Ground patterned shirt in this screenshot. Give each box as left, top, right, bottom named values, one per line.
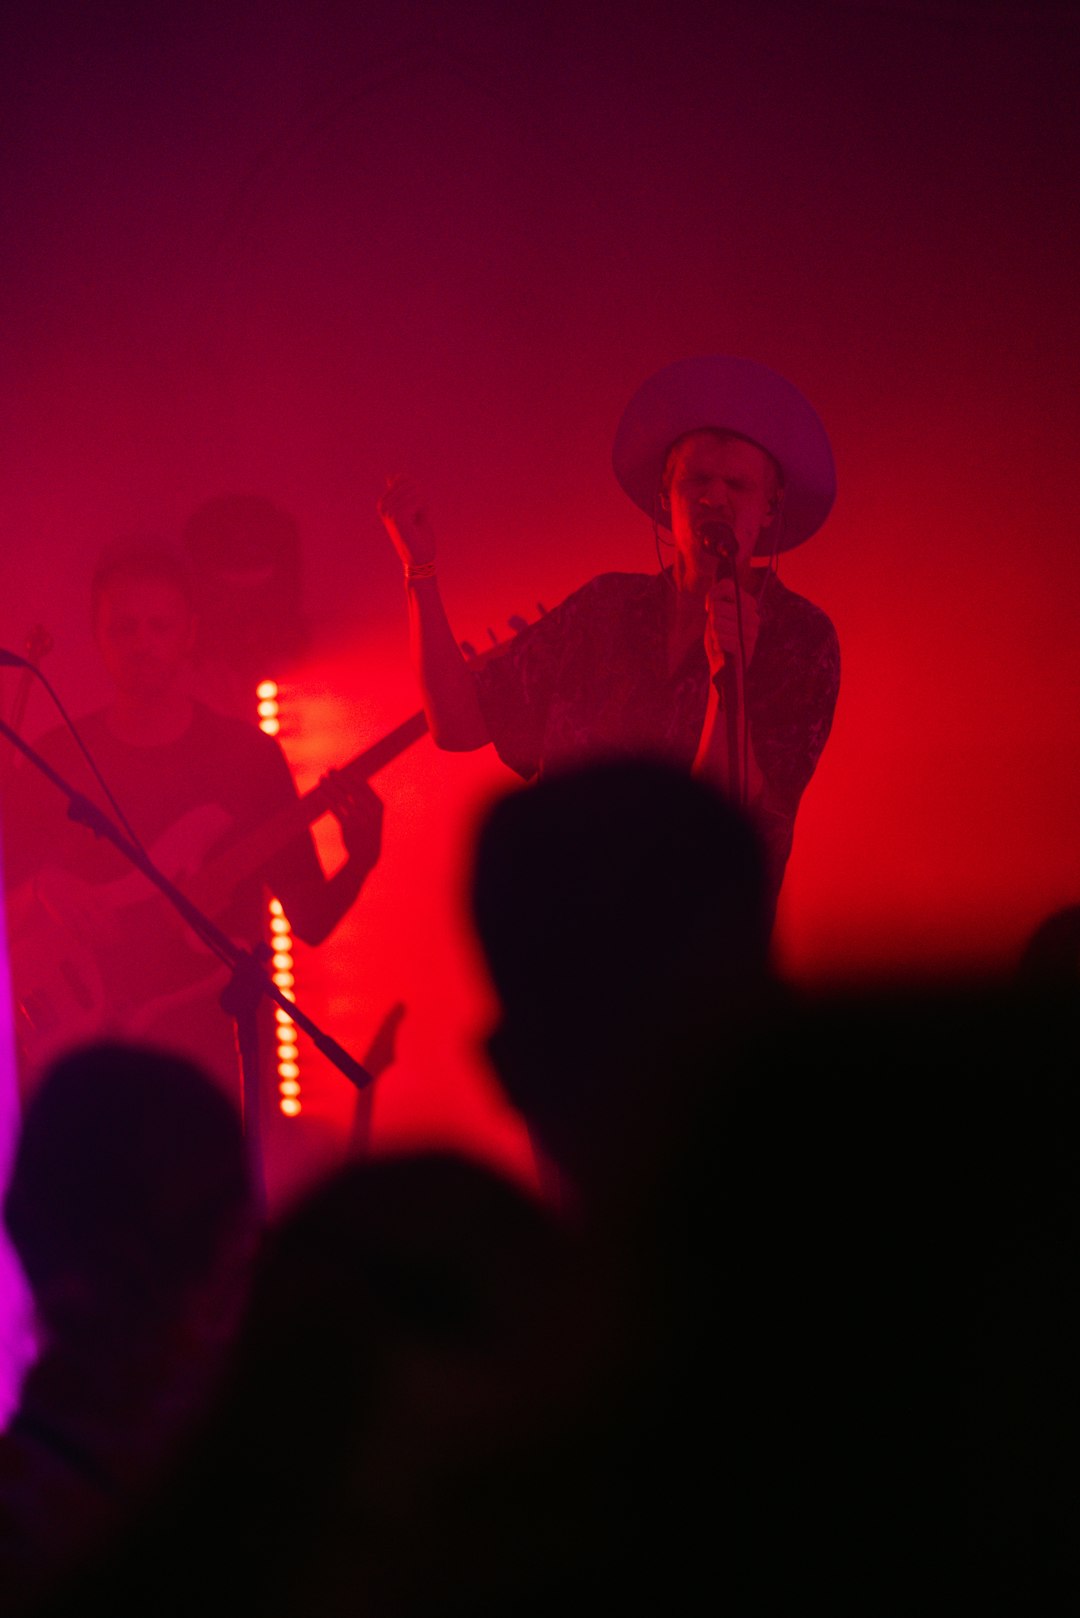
left=474, top=569, right=840, bottom=899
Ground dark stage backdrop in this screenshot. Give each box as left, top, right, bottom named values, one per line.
left=2, top=0, right=1078, bottom=1181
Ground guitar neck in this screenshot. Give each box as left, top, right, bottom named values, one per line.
left=188, top=615, right=533, bottom=913
left=192, top=708, right=430, bottom=906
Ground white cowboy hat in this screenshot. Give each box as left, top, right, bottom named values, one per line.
left=612, top=355, right=836, bottom=554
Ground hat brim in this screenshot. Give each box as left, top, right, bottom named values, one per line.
left=612, top=355, right=836, bottom=555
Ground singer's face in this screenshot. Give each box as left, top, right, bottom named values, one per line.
left=662, top=431, right=779, bottom=592
left=94, top=578, right=196, bottom=698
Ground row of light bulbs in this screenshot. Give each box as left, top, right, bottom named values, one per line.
left=257, top=681, right=301, bottom=1118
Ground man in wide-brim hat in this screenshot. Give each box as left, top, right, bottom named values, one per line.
left=378, top=355, right=839, bottom=912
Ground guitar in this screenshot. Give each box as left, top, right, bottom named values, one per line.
left=8, top=618, right=534, bottom=1073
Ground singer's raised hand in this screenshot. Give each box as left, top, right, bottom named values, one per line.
left=377, top=474, right=436, bottom=568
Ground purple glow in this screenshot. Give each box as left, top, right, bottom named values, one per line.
left=0, top=828, right=36, bottom=1426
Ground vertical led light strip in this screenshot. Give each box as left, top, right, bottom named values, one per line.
left=256, top=679, right=280, bottom=738
left=256, top=680, right=301, bottom=1118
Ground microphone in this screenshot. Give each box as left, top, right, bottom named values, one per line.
left=697, top=521, right=746, bottom=805
left=698, top=519, right=738, bottom=574
left=0, top=648, right=30, bottom=668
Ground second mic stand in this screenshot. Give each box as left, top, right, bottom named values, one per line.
left=1, top=717, right=374, bottom=1214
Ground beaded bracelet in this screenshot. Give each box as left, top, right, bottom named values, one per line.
left=403, top=559, right=437, bottom=581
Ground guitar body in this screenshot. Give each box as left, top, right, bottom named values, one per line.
left=9, top=803, right=237, bottom=1074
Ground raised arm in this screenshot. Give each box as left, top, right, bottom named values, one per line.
left=377, top=475, right=490, bottom=752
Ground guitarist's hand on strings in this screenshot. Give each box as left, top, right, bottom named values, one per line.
left=320, top=772, right=384, bottom=869
left=276, top=775, right=383, bottom=948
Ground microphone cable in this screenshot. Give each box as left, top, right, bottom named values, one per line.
left=648, top=504, right=751, bottom=806
left=731, top=570, right=750, bottom=809
left=652, top=491, right=677, bottom=589
left=700, top=525, right=750, bottom=811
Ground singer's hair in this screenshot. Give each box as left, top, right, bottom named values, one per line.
left=91, top=541, right=196, bottom=619
left=660, top=429, right=784, bottom=506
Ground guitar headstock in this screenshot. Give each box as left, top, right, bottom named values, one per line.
left=459, top=604, right=547, bottom=665
left=1, top=623, right=53, bottom=735
left=24, top=624, right=54, bottom=664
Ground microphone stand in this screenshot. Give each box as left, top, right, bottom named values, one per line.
left=716, top=657, right=742, bottom=808
left=707, top=543, right=744, bottom=808
left=0, top=716, right=374, bottom=1215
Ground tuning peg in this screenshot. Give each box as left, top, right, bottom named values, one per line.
left=459, top=640, right=477, bottom=659
left=486, top=627, right=498, bottom=646
left=536, top=601, right=548, bottom=616
left=507, top=615, right=528, bottom=634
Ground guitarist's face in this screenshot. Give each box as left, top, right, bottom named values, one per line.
left=94, top=578, right=197, bottom=698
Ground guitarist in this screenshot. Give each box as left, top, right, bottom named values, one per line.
left=2, top=543, right=383, bottom=1096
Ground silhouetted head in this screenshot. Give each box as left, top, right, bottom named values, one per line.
left=5, top=1041, right=251, bottom=1336
left=471, top=760, right=770, bottom=1197
left=74, top=1154, right=569, bottom=1617
left=1018, top=904, right=1080, bottom=987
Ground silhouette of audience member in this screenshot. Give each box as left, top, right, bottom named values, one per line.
left=0, top=1041, right=254, bottom=1612
left=644, top=982, right=1080, bottom=1609
left=470, top=758, right=771, bottom=1210
left=467, top=758, right=1080, bottom=1608
left=458, top=760, right=778, bottom=1606
left=42, top=984, right=1080, bottom=1617
left=1018, top=902, right=1080, bottom=985
left=31, top=1152, right=624, bottom=1618
left=27, top=770, right=1079, bottom=1613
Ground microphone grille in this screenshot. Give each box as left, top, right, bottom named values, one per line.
left=699, top=519, right=737, bottom=559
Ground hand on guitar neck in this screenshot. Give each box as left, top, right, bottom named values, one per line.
left=281, top=773, right=384, bottom=948
left=319, top=770, right=384, bottom=862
